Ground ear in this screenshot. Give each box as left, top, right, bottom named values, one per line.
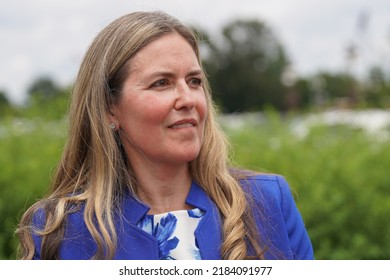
left=107, top=108, right=120, bottom=130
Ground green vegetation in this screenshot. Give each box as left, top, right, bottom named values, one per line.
left=0, top=118, right=66, bottom=259
left=1, top=111, right=389, bottom=259
left=224, top=112, right=390, bottom=259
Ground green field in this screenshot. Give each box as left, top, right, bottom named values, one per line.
left=1, top=111, right=389, bottom=259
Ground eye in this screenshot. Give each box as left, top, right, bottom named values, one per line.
left=188, top=77, right=202, bottom=87
left=150, top=79, right=169, bottom=88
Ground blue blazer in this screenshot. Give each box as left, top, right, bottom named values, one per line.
left=32, top=174, right=314, bottom=259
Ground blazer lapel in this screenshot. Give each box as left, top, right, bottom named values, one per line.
left=186, top=181, right=222, bottom=260
left=118, top=193, right=160, bottom=259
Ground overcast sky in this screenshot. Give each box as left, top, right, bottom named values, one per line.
left=1, top=0, right=389, bottom=105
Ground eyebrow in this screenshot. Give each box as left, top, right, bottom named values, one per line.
left=147, top=69, right=203, bottom=80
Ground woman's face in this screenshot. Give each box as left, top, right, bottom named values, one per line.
left=110, top=32, right=207, bottom=168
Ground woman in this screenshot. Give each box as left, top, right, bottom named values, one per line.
left=17, top=11, right=314, bottom=260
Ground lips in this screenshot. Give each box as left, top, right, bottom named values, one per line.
left=168, top=119, right=197, bottom=129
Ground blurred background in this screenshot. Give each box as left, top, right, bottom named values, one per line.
left=1, top=0, right=389, bottom=259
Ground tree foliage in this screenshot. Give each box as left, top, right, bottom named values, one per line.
left=200, top=19, right=290, bottom=113
left=28, top=77, right=61, bottom=101
left=363, top=66, right=390, bottom=108
left=0, top=91, right=9, bottom=106
left=23, top=77, right=70, bottom=120
left=0, top=91, right=14, bottom=118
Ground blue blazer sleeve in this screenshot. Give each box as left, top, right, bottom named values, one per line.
left=277, top=175, right=314, bottom=259
left=243, top=174, right=314, bottom=259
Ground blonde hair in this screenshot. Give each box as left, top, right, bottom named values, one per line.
left=17, top=11, right=264, bottom=260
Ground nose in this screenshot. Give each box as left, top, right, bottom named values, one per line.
left=174, top=81, right=196, bottom=110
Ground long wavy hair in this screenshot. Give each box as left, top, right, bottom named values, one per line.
left=16, top=11, right=265, bottom=260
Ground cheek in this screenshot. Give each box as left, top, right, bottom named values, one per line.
left=120, top=95, right=171, bottom=126
left=140, top=98, right=173, bottom=124
left=198, top=94, right=208, bottom=122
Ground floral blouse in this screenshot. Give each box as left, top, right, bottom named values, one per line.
left=137, top=208, right=204, bottom=260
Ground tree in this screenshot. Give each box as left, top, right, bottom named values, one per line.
left=0, top=90, right=9, bottom=106
left=363, top=66, right=390, bottom=108
left=315, top=72, right=359, bottom=108
left=25, top=77, right=70, bottom=119
left=27, top=77, right=62, bottom=103
left=200, top=19, right=290, bottom=113
left=0, top=90, right=12, bottom=117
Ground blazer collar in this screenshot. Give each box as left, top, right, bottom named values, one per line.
left=121, top=180, right=222, bottom=259
left=122, top=180, right=213, bottom=224
left=186, top=180, right=214, bottom=211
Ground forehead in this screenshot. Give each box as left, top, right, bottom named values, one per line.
left=138, top=32, right=195, bottom=57
left=128, top=32, right=200, bottom=71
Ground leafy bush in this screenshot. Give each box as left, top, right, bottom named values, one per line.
left=0, top=119, right=65, bottom=259
left=225, top=112, right=390, bottom=259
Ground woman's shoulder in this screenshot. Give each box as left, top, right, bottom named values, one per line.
left=30, top=199, right=87, bottom=232
left=239, top=173, right=293, bottom=203
left=240, top=173, right=314, bottom=259
left=29, top=199, right=94, bottom=259
left=243, top=173, right=287, bottom=185
left=238, top=172, right=303, bottom=217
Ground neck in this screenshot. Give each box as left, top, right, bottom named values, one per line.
left=131, top=159, right=193, bottom=214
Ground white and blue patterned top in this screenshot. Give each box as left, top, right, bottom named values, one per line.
left=137, top=208, right=204, bottom=260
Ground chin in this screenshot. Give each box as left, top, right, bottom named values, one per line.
left=175, top=149, right=201, bottom=163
